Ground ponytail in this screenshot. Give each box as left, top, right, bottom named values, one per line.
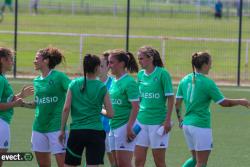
left=191, top=51, right=211, bottom=83
left=126, top=52, right=139, bottom=73
left=81, top=54, right=101, bottom=93
left=110, top=49, right=139, bottom=73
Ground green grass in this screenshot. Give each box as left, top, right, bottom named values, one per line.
left=3, top=79, right=250, bottom=167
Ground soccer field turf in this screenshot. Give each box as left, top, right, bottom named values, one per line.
left=2, top=79, right=250, bottom=167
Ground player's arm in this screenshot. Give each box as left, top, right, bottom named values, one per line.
left=127, top=100, right=139, bottom=142
left=21, top=101, right=36, bottom=109
left=59, top=89, right=71, bottom=145
left=219, top=98, right=250, bottom=108
left=163, top=95, right=174, bottom=133
left=175, top=98, right=183, bottom=128
left=102, top=92, right=113, bottom=118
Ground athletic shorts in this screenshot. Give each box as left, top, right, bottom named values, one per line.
left=105, top=132, right=112, bottom=153
left=109, top=123, right=138, bottom=152
left=31, top=130, right=68, bottom=154
left=0, top=118, right=10, bottom=149
left=65, top=129, right=106, bottom=166
left=136, top=123, right=170, bottom=149
left=183, top=125, right=213, bottom=151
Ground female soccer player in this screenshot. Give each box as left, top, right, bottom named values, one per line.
left=59, top=54, right=113, bottom=167
left=0, top=47, right=33, bottom=167
left=134, top=46, right=174, bottom=167
left=108, top=49, right=139, bottom=167
left=22, top=47, right=71, bottom=167
left=175, top=51, right=250, bottom=167
left=99, top=51, right=116, bottom=167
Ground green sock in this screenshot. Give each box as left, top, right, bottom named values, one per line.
left=182, top=157, right=196, bottom=167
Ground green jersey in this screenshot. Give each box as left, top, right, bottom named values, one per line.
left=176, top=73, right=224, bottom=128
left=69, top=77, right=107, bottom=130
left=0, top=75, right=14, bottom=124
left=137, top=67, right=174, bottom=125
left=33, top=70, right=70, bottom=133
left=109, top=74, right=139, bottom=129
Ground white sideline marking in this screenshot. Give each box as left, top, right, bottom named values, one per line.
left=10, top=80, right=250, bottom=92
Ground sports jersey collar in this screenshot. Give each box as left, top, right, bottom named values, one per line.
left=40, top=70, right=53, bottom=80
left=114, top=73, right=128, bottom=82
left=144, top=66, right=157, bottom=76
left=104, top=76, right=112, bottom=84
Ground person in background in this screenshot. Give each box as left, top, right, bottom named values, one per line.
left=30, top=0, right=39, bottom=15
left=108, top=49, right=139, bottom=167
left=99, top=50, right=116, bottom=167
left=59, top=54, right=113, bottom=167
left=175, top=51, right=250, bottom=167
left=1, top=0, right=13, bottom=13
left=134, top=46, right=174, bottom=167
left=214, top=0, right=223, bottom=18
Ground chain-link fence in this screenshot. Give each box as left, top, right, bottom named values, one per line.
left=0, top=0, right=249, bottom=85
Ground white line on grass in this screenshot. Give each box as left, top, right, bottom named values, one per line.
left=10, top=80, right=250, bottom=92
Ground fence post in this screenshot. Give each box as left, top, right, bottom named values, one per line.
left=245, top=41, right=249, bottom=66
left=80, top=35, right=84, bottom=69
left=161, top=38, right=166, bottom=65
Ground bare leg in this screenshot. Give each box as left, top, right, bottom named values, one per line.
left=35, top=152, right=51, bottom=167
left=134, top=145, right=148, bottom=167
left=152, top=148, right=166, bottom=167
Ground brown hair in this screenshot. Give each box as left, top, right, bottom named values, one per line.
left=81, top=54, right=101, bottom=93
left=138, top=46, right=164, bottom=67
left=110, top=49, right=138, bottom=73
left=191, top=51, right=211, bottom=83
left=0, top=47, right=13, bottom=74
left=37, top=47, right=65, bottom=69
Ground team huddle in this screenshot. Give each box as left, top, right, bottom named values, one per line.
left=0, top=46, right=249, bottom=167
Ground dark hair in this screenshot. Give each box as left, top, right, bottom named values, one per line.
left=37, top=47, right=64, bottom=69
left=191, top=51, right=211, bottom=83
left=81, top=54, right=101, bottom=92
left=102, top=50, right=111, bottom=66
left=110, top=49, right=138, bottom=73
left=137, top=46, right=164, bottom=67
left=0, top=47, right=13, bottom=74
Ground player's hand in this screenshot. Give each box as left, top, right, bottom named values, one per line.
left=12, top=97, right=24, bottom=107
left=127, top=124, right=135, bottom=143
left=20, top=85, right=34, bottom=98
left=178, top=117, right=183, bottom=129
left=240, top=99, right=250, bottom=108
left=58, top=131, right=66, bottom=146
left=163, top=120, right=172, bottom=134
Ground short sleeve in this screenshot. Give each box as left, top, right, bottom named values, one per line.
left=207, top=80, right=224, bottom=104
left=161, top=69, right=174, bottom=96
left=60, top=73, right=71, bottom=91
left=126, top=79, right=139, bottom=102
left=176, top=80, right=183, bottom=99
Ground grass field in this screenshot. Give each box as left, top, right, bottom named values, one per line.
left=2, top=79, right=250, bottom=167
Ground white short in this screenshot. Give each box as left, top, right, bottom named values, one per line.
left=0, top=118, right=10, bottom=149
left=136, top=123, right=170, bottom=149
left=105, top=132, right=111, bottom=153
left=31, top=130, right=68, bottom=154
left=182, top=125, right=213, bottom=151
left=109, top=123, right=137, bottom=152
